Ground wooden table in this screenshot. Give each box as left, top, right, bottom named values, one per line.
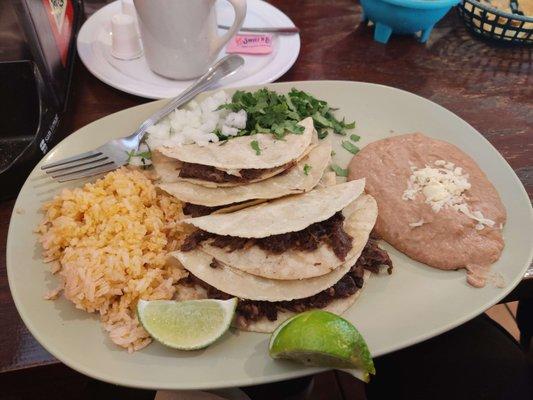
left=1, top=0, right=531, bottom=397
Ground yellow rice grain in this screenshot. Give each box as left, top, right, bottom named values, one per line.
left=36, top=167, right=189, bottom=352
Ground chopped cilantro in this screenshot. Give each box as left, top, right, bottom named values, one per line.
left=331, top=163, right=348, bottom=177
left=342, top=140, right=360, bottom=155
left=251, top=140, right=261, bottom=155
left=317, top=130, right=329, bottom=140
left=350, top=134, right=361, bottom=142
left=312, top=111, right=332, bottom=129
left=136, top=151, right=151, bottom=159
left=303, top=164, right=312, bottom=175
left=331, top=150, right=336, bottom=157
left=126, top=150, right=151, bottom=162
left=217, top=88, right=355, bottom=140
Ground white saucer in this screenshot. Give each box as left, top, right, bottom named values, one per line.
left=77, top=0, right=301, bottom=99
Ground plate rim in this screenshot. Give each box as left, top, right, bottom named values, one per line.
left=7, top=80, right=533, bottom=390
left=77, top=0, right=301, bottom=99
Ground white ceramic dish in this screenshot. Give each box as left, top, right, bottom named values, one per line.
left=7, top=81, right=533, bottom=390
left=77, top=0, right=300, bottom=99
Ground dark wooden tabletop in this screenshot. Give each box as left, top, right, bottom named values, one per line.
left=0, top=0, right=531, bottom=390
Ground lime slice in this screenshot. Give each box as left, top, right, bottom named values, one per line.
left=269, top=310, right=375, bottom=382
left=137, top=298, right=237, bottom=350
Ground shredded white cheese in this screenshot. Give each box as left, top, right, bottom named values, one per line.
left=403, top=160, right=495, bottom=230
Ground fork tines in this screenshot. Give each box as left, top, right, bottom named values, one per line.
left=41, top=150, right=119, bottom=182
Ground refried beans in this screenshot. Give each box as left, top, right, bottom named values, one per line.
left=348, top=133, right=506, bottom=288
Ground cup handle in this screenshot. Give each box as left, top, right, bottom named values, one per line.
left=212, top=0, right=247, bottom=56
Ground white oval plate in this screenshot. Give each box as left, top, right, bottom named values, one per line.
left=7, top=82, right=533, bottom=390
left=77, top=0, right=300, bottom=99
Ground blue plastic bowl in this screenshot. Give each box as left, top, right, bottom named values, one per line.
left=360, top=0, right=460, bottom=43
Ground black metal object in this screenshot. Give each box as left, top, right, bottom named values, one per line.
left=457, top=0, right=533, bottom=45
left=0, top=0, right=83, bottom=200
left=0, top=60, right=59, bottom=200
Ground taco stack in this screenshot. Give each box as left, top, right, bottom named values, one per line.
left=171, top=180, right=393, bottom=332
left=152, top=117, right=332, bottom=216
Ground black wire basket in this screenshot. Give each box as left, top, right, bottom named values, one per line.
left=457, top=0, right=533, bottom=44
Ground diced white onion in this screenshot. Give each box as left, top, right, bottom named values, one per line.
left=145, top=90, right=247, bottom=149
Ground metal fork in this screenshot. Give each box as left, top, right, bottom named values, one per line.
left=41, top=54, right=245, bottom=182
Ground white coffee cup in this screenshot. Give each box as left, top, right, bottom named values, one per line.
left=133, top=0, right=246, bottom=80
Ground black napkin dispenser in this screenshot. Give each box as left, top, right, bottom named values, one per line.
left=1, top=0, right=82, bottom=200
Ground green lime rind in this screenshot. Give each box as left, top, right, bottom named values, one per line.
left=269, top=310, right=375, bottom=382
left=137, top=298, right=237, bottom=350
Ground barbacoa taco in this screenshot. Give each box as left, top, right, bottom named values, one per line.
left=171, top=181, right=393, bottom=332
left=153, top=117, right=316, bottom=188
left=157, top=140, right=331, bottom=217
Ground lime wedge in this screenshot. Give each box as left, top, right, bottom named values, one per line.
left=269, top=310, right=375, bottom=382
left=137, top=298, right=237, bottom=350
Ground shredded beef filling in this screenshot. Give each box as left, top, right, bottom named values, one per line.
left=183, top=203, right=226, bottom=217
left=255, top=212, right=353, bottom=259
left=183, top=200, right=258, bottom=217
left=358, top=238, right=394, bottom=275
left=181, top=212, right=353, bottom=261
left=180, top=230, right=212, bottom=252
left=179, top=161, right=295, bottom=184
left=180, top=239, right=393, bottom=323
